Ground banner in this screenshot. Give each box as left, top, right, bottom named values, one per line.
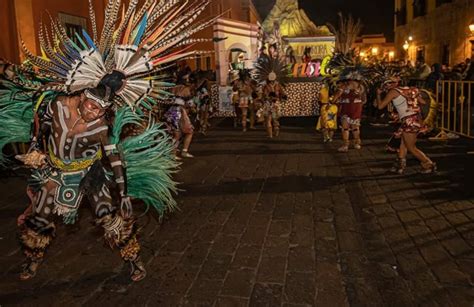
left=218, top=86, right=234, bottom=113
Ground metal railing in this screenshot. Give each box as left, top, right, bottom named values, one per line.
left=435, top=80, right=474, bottom=139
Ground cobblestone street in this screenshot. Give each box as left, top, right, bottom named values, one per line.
left=1, top=118, right=473, bottom=306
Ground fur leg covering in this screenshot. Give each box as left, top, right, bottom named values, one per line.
left=19, top=220, right=55, bottom=261
left=97, top=214, right=140, bottom=261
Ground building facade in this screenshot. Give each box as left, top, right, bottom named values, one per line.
left=188, top=0, right=261, bottom=78
left=213, top=18, right=260, bottom=85
left=353, top=34, right=396, bottom=62
left=0, top=0, right=107, bottom=63
left=0, top=0, right=261, bottom=77
left=394, top=0, right=474, bottom=66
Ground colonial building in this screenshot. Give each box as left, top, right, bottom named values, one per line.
left=0, top=0, right=108, bottom=63
left=394, top=0, right=474, bottom=65
left=0, top=0, right=261, bottom=83
left=191, top=0, right=261, bottom=79
left=353, top=34, right=396, bottom=62
left=210, top=0, right=261, bottom=85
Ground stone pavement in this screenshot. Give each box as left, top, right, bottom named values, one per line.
left=0, top=117, right=473, bottom=306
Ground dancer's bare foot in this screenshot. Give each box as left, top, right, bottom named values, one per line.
left=20, top=260, right=41, bottom=281
left=130, top=257, right=146, bottom=282
left=420, top=161, right=437, bottom=174
left=337, top=145, right=349, bottom=152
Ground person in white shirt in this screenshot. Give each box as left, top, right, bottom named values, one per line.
left=376, top=75, right=436, bottom=174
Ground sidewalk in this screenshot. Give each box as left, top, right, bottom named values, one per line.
left=0, top=118, right=473, bottom=306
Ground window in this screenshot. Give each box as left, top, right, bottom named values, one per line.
left=413, top=0, right=427, bottom=18
left=436, top=0, right=453, bottom=7
left=65, top=23, right=84, bottom=46
left=195, top=55, right=202, bottom=70
left=58, top=13, right=87, bottom=47
left=205, top=56, right=211, bottom=70
left=396, top=5, right=407, bottom=26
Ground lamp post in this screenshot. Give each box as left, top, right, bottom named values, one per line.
left=403, top=40, right=409, bottom=61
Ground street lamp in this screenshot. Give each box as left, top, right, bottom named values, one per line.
left=371, top=47, right=379, bottom=55
left=403, top=41, right=409, bottom=50
left=388, top=51, right=395, bottom=61
left=469, top=22, right=474, bottom=34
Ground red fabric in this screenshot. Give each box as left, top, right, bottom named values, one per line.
left=340, top=103, right=363, bottom=120
left=395, top=113, right=427, bottom=137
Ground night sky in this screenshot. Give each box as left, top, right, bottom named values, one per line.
left=253, top=0, right=394, bottom=42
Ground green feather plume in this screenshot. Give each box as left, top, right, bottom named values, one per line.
left=0, top=81, right=35, bottom=166
left=110, top=106, right=142, bottom=145
left=120, top=121, right=180, bottom=216
left=111, top=106, right=179, bottom=216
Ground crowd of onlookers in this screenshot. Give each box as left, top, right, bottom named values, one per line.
left=394, top=57, right=474, bottom=92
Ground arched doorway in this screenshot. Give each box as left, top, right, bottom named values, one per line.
left=225, top=43, right=249, bottom=83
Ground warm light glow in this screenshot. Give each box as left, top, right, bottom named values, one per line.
left=389, top=51, right=395, bottom=59
left=403, top=41, right=409, bottom=50
left=470, top=23, right=474, bottom=34
left=408, top=36, right=413, bottom=41
left=360, top=51, right=366, bottom=57
left=371, top=47, right=379, bottom=55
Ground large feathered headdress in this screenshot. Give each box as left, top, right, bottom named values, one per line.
left=22, top=0, right=217, bottom=109
left=324, top=52, right=370, bottom=85
left=369, top=63, right=403, bottom=86
left=254, top=58, right=288, bottom=85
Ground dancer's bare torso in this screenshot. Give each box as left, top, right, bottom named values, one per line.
left=47, top=96, right=108, bottom=161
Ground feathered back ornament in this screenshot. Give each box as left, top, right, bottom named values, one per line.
left=22, top=0, right=217, bottom=109
left=370, top=63, right=403, bottom=86
left=254, top=58, right=289, bottom=86
left=324, top=52, right=370, bottom=86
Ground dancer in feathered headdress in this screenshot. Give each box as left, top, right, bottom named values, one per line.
left=1, top=0, right=216, bottom=282
left=231, top=69, right=253, bottom=132
left=254, top=58, right=288, bottom=138
left=375, top=65, right=437, bottom=175
left=325, top=52, right=369, bottom=152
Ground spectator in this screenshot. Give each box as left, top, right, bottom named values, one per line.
left=450, top=67, right=463, bottom=80
left=176, top=61, right=192, bottom=84
left=414, top=58, right=431, bottom=80
left=425, top=63, right=443, bottom=92
left=399, top=60, right=415, bottom=79
left=462, top=58, right=471, bottom=78
left=464, top=58, right=474, bottom=81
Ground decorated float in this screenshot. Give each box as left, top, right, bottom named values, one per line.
left=213, top=0, right=335, bottom=117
